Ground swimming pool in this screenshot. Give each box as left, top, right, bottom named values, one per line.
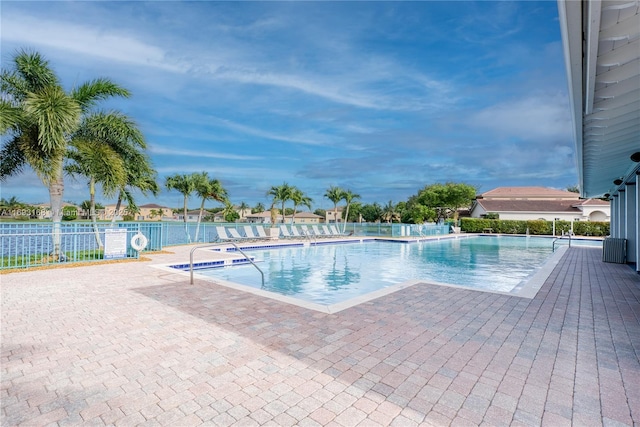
left=183, top=235, right=563, bottom=306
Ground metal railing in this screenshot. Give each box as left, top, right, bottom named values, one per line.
left=1, top=220, right=451, bottom=270
left=552, top=233, right=572, bottom=252
left=0, top=222, right=156, bottom=269
left=189, top=242, right=264, bottom=286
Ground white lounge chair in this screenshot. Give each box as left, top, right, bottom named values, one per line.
left=322, top=225, right=336, bottom=237
left=329, top=225, right=351, bottom=236
left=215, top=226, right=234, bottom=241
left=290, top=226, right=305, bottom=238
left=279, top=225, right=294, bottom=239
left=300, top=225, right=315, bottom=237
left=243, top=225, right=265, bottom=241
left=312, top=225, right=330, bottom=238
left=255, top=225, right=269, bottom=238
left=227, top=228, right=251, bottom=241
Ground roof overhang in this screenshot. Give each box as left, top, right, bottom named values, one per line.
left=557, top=0, right=640, bottom=198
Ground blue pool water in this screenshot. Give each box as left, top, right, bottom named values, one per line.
left=191, top=236, right=562, bottom=305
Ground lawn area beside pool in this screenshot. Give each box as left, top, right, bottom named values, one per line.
left=1, top=244, right=639, bottom=426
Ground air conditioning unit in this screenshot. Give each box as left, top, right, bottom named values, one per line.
left=602, top=238, right=626, bottom=264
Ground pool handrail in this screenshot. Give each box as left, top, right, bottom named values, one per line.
left=552, top=233, right=572, bottom=252
left=189, top=242, right=264, bottom=286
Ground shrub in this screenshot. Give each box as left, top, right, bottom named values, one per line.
left=62, top=207, right=77, bottom=221
left=460, top=218, right=609, bottom=236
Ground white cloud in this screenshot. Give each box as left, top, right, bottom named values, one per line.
left=468, top=93, right=572, bottom=141
left=209, top=117, right=338, bottom=147
left=149, top=145, right=262, bottom=161
left=3, top=13, right=187, bottom=73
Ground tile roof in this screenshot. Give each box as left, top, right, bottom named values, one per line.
left=476, top=199, right=583, bottom=213
left=478, top=186, right=580, bottom=199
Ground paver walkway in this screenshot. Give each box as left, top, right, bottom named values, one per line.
left=1, top=246, right=639, bottom=426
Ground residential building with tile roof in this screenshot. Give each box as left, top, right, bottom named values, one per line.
left=470, top=187, right=610, bottom=221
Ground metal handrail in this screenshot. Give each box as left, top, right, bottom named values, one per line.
left=190, top=242, right=264, bottom=286
left=552, top=233, right=572, bottom=252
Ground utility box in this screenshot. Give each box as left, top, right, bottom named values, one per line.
left=602, top=238, right=627, bottom=264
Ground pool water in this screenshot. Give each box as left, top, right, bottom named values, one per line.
left=193, top=236, right=556, bottom=305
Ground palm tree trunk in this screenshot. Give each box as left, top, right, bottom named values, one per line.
left=194, top=197, right=205, bottom=242
left=343, top=205, right=350, bottom=233
left=89, top=178, right=103, bottom=249
left=281, top=202, right=286, bottom=223
left=48, top=168, right=65, bottom=260
left=183, top=196, right=191, bottom=243
left=111, top=191, right=123, bottom=225
left=291, top=204, right=298, bottom=225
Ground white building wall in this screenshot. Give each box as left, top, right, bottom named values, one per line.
left=493, top=212, right=585, bottom=221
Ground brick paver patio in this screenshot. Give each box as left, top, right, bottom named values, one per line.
left=1, top=246, right=639, bottom=426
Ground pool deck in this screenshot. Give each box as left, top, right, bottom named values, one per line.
left=1, top=244, right=639, bottom=426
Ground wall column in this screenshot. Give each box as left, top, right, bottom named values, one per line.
left=624, top=183, right=637, bottom=266
left=635, top=173, right=640, bottom=272
left=611, top=195, right=619, bottom=237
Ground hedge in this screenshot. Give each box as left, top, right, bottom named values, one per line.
left=460, top=218, right=609, bottom=236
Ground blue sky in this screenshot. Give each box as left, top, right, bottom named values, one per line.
left=1, top=1, right=575, bottom=211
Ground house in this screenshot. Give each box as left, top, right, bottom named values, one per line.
left=469, top=187, right=610, bottom=222
left=325, top=206, right=344, bottom=223
left=245, top=211, right=283, bottom=224
left=285, top=211, right=323, bottom=224
left=99, top=203, right=172, bottom=221
left=174, top=210, right=204, bottom=222
left=32, top=202, right=78, bottom=220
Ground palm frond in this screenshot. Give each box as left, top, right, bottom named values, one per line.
left=0, top=137, right=26, bottom=181
left=13, top=49, right=60, bottom=93
left=68, top=139, right=127, bottom=197
left=23, top=85, right=81, bottom=154
left=0, top=100, right=24, bottom=134
left=70, top=78, right=130, bottom=111
left=76, top=111, right=145, bottom=149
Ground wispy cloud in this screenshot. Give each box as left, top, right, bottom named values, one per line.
left=2, top=13, right=187, bottom=73
left=149, top=145, right=262, bottom=161
left=467, top=93, right=572, bottom=142
left=209, top=117, right=339, bottom=147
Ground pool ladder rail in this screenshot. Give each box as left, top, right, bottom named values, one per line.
left=552, top=233, right=572, bottom=252
left=189, top=242, right=264, bottom=286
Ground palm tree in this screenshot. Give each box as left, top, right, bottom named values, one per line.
left=165, top=173, right=198, bottom=242
left=290, top=187, right=313, bottom=224
left=1, top=50, right=131, bottom=257
left=221, top=200, right=239, bottom=222
left=193, top=172, right=228, bottom=242
left=324, top=185, right=344, bottom=224
left=95, top=113, right=159, bottom=225
left=65, top=139, right=126, bottom=247
left=149, top=208, right=164, bottom=220
left=237, top=201, right=250, bottom=220
left=67, top=111, right=148, bottom=246
left=110, top=151, right=158, bottom=225
left=382, top=200, right=397, bottom=223
left=252, top=202, right=265, bottom=214
left=341, top=189, right=360, bottom=232
left=267, top=183, right=293, bottom=224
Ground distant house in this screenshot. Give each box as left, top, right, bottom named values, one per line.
left=99, top=203, right=171, bottom=221
left=245, top=211, right=283, bottom=224
left=174, top=210, right=203, bottom=222
left=470, top=187, right=610, bottom=222
left=285, top=211, right=323, bottom=224
left=32, top=202, right=78, bottom=220
left=325, top=206, right=344, bottom=224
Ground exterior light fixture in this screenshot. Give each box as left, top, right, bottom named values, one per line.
left=631, top=152, right=640, bottom=162
left=613, top=178, right=623, bottom=186
left=604, top=193, right=610, bottom=199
